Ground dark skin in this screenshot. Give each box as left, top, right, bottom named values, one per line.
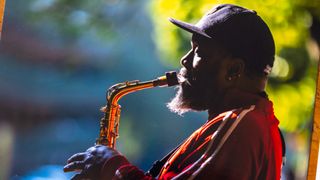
left=179, top=34, right=267, bottom=117
left=64, top=34, right=269, bottom=179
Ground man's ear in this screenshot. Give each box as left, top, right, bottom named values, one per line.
left=226, top=58, right=245, bottom=77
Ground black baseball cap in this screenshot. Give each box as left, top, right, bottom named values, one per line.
left=169, top=4, right=275, bottom=75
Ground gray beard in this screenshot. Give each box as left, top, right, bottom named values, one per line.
left=167, top=83, right=210, bottom=116
left=167, top=86, right=191, bottom=116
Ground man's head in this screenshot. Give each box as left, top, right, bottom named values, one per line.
left=167, top=4, right=275, bottom=115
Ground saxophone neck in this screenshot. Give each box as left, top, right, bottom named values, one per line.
left=107, top=71, right=179, bottom=104
left=98, top=71, right=179, bottom=148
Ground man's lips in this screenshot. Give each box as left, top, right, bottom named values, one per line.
left=178, top=68, right=193, bottom=86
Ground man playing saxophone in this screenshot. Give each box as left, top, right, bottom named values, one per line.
left=64, top=4, right=284, bottom=180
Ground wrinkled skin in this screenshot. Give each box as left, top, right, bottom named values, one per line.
left=167, top=34, right=230, bottom=115
left=63, top=145, right=126, bottom=180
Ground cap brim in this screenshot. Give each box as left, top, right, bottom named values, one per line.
left=168, top=18, right=212, bottom=39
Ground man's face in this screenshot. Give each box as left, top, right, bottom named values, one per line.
left=168, top=35, right=230, bottom=115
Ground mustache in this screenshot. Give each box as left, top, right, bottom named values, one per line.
left=178, top=68, right=193, bottom=86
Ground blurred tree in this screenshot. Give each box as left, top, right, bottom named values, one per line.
left=148, top=1, right=320, bottom=179
left=148, top=0, right=320, bottom=132
left=3, top=0, right=202, bottom=177
left=3, top=0, right=320, bottom=179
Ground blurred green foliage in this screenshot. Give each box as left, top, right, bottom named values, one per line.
left=23, top=0, right=141, bottom=46
left=5, top=0, right=320, bottom=179
left=149, top=0, right=320, bottom=132
left=21, top=0, right=320, bottom=132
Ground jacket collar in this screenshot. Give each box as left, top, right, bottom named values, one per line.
left=208, top=89, right=277, bottom=125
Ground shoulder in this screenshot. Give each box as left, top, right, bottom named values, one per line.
left=231, top=104, right=276, bottom=146
left=239, top=100, right=278, bottom=132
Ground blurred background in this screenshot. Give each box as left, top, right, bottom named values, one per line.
left=0, top=0, right=319, bottom=179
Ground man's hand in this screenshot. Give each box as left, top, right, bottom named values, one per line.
left=63, top=145, right=129, bottom=180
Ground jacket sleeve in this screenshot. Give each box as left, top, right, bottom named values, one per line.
left=112, top=164, right=155, bottom=180
left=98, top=154, right=155, bottom=180
left=110, top=114, right=264, bottom=180
left=190, top=112, right=272, bottom=180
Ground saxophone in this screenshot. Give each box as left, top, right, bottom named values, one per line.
left=96, top=71, right=179, bottom=148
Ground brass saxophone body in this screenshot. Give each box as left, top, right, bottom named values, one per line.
left=96, top=71, right=179, bottom=148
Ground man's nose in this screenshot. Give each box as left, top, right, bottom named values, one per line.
left=180, top=50, right=193, bottom=68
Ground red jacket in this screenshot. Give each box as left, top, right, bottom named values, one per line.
left=110, top=91, right=283, bottom=180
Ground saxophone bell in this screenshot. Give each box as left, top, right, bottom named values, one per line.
left=97, top=71, right=179, bottom=148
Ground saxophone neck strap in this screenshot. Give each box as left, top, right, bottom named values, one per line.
left=146, top=143, right=181, bottom=177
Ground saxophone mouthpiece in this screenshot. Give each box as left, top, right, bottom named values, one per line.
left=98, top=71, right=179, bottom=148
left=165, top=71, right=179, bottom=87
left=154, top=71, right=179, bottom=87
